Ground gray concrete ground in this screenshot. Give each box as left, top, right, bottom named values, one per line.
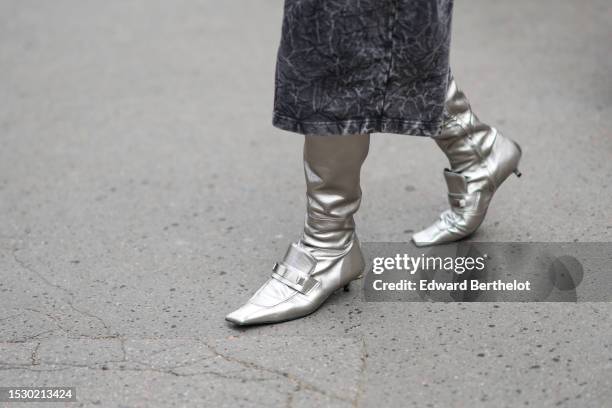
left=1, top=0, right=611, bottom=407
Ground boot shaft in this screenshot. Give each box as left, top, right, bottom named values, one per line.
left=435, top=78, right=497, bottom=173
left=301, top=133, right=370, bottom=250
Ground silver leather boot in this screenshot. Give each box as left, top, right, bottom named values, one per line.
left=412, top=77, right=522, bottom=247
left=226, top=133, right=370, bottom=325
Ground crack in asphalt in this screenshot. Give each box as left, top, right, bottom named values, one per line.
left=12, top=247, right=74, bottom=298
left=202, top=338, right=356, bottom=405
left=2, top=329, right=56, bottom=344
left=30, top=342, right=41, bottom=366
left=353, top=337, right=368, bottom=408
left=1, top=336, right=278, bottom=385
left=0, top=362, right=275, bottom=383
left=11, top=247, right=117, bottom=339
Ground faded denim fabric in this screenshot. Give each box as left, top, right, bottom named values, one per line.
left=273, top=0, right=454, bottom=136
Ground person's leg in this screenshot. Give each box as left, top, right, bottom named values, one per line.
left=412, top=76, right=522, bottom=246
left=226, top=133, right=370, bottom=325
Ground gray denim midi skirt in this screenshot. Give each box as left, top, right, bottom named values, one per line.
left=272, top=0, right=454, bottom=136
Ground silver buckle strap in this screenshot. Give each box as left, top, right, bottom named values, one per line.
left=283, top=243, right=316, bottom=274
left=271, top=262, right=319, bottom=295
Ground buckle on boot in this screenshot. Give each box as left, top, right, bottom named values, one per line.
left=448, top=192, right=479, bottom=211
left=271, top=243, right=319, bottom=295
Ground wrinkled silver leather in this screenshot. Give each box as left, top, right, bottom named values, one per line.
left=226, top=134, right=370, bottom=325
left=412, top=77, right=522, bottom=246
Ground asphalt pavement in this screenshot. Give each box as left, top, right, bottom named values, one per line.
left=1, top=1, right=611, bottom=407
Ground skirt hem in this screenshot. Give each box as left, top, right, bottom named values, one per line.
left=272, top=112, right=441, bottom=137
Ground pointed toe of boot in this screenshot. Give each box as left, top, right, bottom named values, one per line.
left=412, top=208, right=474, bottom=247
left=412, top=224, right=453, bottom=247
left=225, top=305, right=251, bottom=326
left=225, top=303, right=274, bottom=326
left=411, top=226, right=437, bottom=247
